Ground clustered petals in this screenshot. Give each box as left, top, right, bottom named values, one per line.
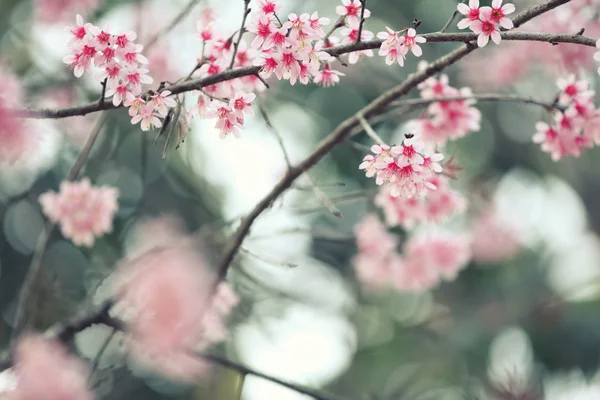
left=359, top=135, right=444, bottom=198
left=457, top=0, right=515, bottom=47
left=64, top=15, right=173, bottom=131
left=533, top=75, right=597, bottom=161
left=409, top=63, right=482, bottom=145
left=112, top=218, right=239, bottom=382
left=39, top=178, right=119, bottom=247
left=352, top=214, right=472, bottom=293
left=376, top=27, right=426, bottom=66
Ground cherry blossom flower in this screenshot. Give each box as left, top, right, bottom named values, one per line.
left=230, top=92, right=256, bottom=119
left=39, top=178, right=119, bottom=247
left=131, top=103, right=163, bottom=131
left=8, top=334, right=93, bottom=400
left=400, top=28, right=426, bottom=57
left=336, top=0, right=371, bottom=25
left=151, top=90, right=177, bottom=117
left=377, top=27, right=407, bottom=66
left=314, top=65, right=345, bottom=87
left=471, top=17, right=501, bottom=47
left=397, top=229, right=472, bottom=291
left=457, top=0, right=481, bottom=29
left=256, top=0, right=282, bottom=15
left=479, top=0, right=516, bottom=29
left=113, top=219, right=238, bottom=383
left=341, top=18, right=374, bottom=64
left=556, top=74, right=594, bottom=106
left=35, top=0, right=100, bottom=23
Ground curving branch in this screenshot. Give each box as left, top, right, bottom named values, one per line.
left=212, top=0, right=576, bottom=283
left=13, top=31, right=594, bottom=120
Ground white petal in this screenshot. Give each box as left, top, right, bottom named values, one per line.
left=477, top=33, right=489, bottom=48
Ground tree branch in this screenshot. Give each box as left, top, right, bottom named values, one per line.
left=13, top=30, right=593, bottom=119
left=212, top=0, right=576, bottom=285
left=229, top=0, right=251, bottom=69
left=356, top=0, right=367, bottom=43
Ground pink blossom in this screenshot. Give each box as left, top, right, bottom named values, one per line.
left=354, top=213, right=398, bottom=254
left=399, top=28, right=426, bottom=57
left=308, top=12, right=331, bottom=38
left=35, top=0, right=100, bottom=23
left=377, top=27, right=408, bottom=66
left=104, top=81, right=129, bottom=106
left=249, top=14, right=276, bottom=49
left=336, top=0, right=371, bottom=25
left=456, top=0, right=481, bottom=29
left=113, top=221, right=238, bottom=382
left=230, top=92, right=256, bottom=119
left=8, top=335, right=93, bottom=400
left=556, top=74, right=594, bottom=106
left=479, top=0, right=515, bottom=30
left=397, top=229, right=472, bottom=290
left=314, top=65, right=345, bottom=87
left=256, top=0, right=282, bottom=15
left=39, top=178, right=119, bottom=247
left=471, top=17, right=501, bottom=47
left=124, top=65, right=153, bottom=95
left=131, top=103, right=163, bottom=131
left=151, top=90, right=177, bottom=117
left=124, top=93, right=146, bottom=116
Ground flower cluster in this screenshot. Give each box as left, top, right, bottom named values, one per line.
left=409, top=64, right=482, bottom=146
left=4, top=335, right=93, bottom=400
left=375, top=175, right=467, bottom=229
left=352, top=214, right=472, bottom=292
left=457, top=0, right=515, bottom=47
left=358, top=136, right=444, bottom=198
left=39, top=178, right=119, bottom=247
left=64, top=15, right=173, bottom=131
left=377, top=27, right=426, bottom=66
left=532, top=75, right=599, bottom=161
left=112, top=218, right=239, bottom=382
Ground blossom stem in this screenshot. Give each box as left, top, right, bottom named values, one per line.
left=356, top=113, right=386, bottom=145
left=356, top=0, right=367, bottom=43
left=440, top=0, right=465, bottom=33
left=229, top=0, right=251, bottom=70
left=211, top=0, right=576, bottom=287
left=13, top=31, right=595, bottom=120
left=99, top=78, right=108, bottom=106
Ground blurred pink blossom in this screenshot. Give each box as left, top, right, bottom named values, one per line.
left=34, top=0, right=100, bottom=23
left=7, top=334, right=93, bottom=400
left=113, top=217, right=238, bottom=382
left=39, top=178, right=119, bottom=247
left=471, top=206, right=522, bottom=263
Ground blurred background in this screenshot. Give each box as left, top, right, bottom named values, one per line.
left=1, top=0, right=600, bottom=399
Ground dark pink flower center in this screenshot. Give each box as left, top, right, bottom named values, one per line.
left=468, top=9, right=480, bottom=20
left=481, top=21, right=496, bottom=34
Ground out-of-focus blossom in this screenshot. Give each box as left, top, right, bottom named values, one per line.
left=34, top=0, right=100, bottom=23
left=7, top=334, right=93, bottom=400
left=112, top=217, right=238, bottom=383
left=39, top=178, right=119, bottom=247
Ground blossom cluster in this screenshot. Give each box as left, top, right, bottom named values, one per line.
left=409, top=64, right=482, bottom=146
left=456, top=0, right=515, bottom=47
left=3, top=335, right=93, bottom=400
left=352, top=214, right=472, bottom=292
left=376, top=28, right=426, bottom=67
left=64, top=15, right=173, bottom=131
left=533, top=75, right=600, bottom=161
left=112, top=217, right=239, bottom=382
left=358, top=136, right=444, bottom=198
left=375, top=175, right=467, bottom=229
left=39, top=178, right=119, bottom=247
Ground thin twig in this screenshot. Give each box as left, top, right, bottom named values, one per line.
left=356, top=0, right=367, bottom=43
left=88, top=328, right=117, bottom=381
left=324, top=16, right=345, bottom=45
left=11, top=111, right=109, bottom=343
left=13, top=31, right=595, bottom=120
left=356, top=113, right=386, bottom=144
left=211, top=0, right=575, bottom=286
left=144, top=0, right=204, bottom=50
left=99, top=78, right=108, bottom=105
left=440, top=0, right=465, bottom=33
left=257, top=100, right=342, bottom=219
left=229, top=0, right=251, bottom=69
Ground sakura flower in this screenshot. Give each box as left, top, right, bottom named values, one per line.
left=131, top=103, right=163, bottom=131
left=105, top=80, right=129, bottom=106
left=124, top=65, right=153, bottom=95
left=230, top=92, right=256, bottom=119
left=399, top=28, right=426, bottom=57
left=456, top=0, right=481, bottom=29
left=354, top=213, right=398, bottom=254
left=35, top=0, right=101, bottom=23
left=124, top=93, right=146, bottom=116
left=359, top=144, right=393, bottom=177
left=479, top=0, right=516, bottom=30
left=471, top=17, right=501, bottom=47
left=9, top=334, right=93, bottom=400
left=113, top=221, right=239, bottom=383
left=556, top=74, right=594, bottom=106
left=65, top=14, right=93, bottom=46
left=249, top=13, right=276, bottom=49
left=151, top=90, right=177, bottom=117
left=314, top=65, right=345, bottom=87
left=336, top=0, right=371, bottom=25
left=308, top=12, right=331, bottom=38
left=39, top=178, right=119, bottom=247
left=256, top=0, right=282, bottom=15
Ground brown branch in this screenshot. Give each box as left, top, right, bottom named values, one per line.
left=212, top=0, right=576, bottom=285
left=229, top=0, right=251, bottom=69
left=14, top=30, right=594, bottom=120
